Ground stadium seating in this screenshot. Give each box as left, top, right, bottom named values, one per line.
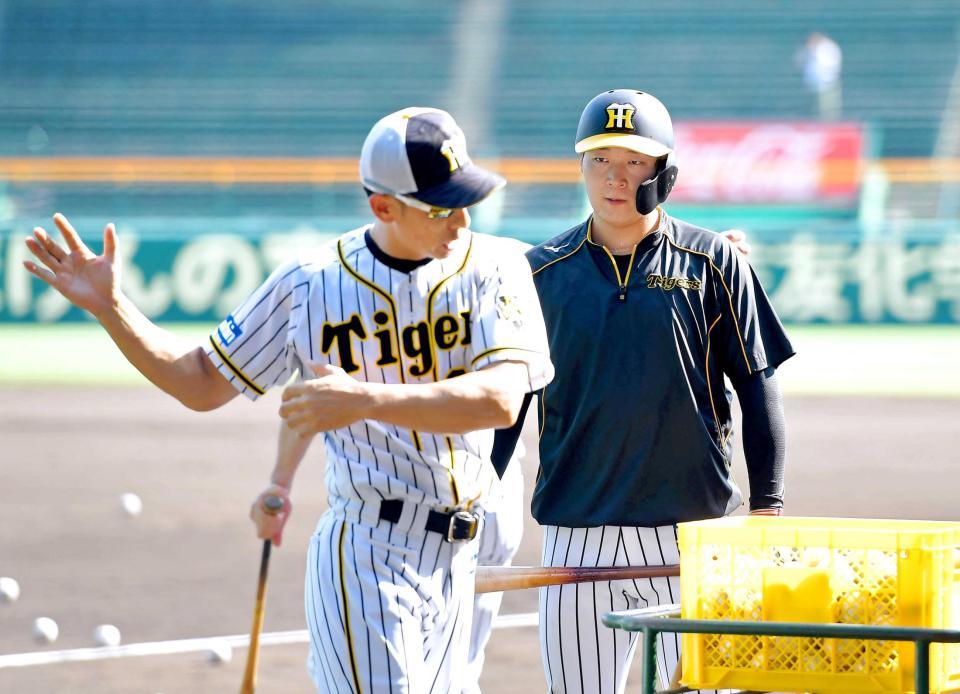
left=0, top=0, right=956, bottom=158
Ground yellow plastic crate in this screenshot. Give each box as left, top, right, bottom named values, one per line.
left=678, top=516, right=960, bottom=693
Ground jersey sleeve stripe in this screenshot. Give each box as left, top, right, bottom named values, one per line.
left=665, top=237, right=753, bottom=375
left=470, top=345, right=542, bottom=366
left=208, top=335, right=266, bottom=395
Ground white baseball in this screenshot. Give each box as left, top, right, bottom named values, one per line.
left=93, top=623, right=122, bottom=647
left=0, top=576, right=20, bottom=603
left=120, top=493, right=143, bottom=517
left=206, top=640, right=233, bottom=664
left=32, top=617, right=59, bottom=643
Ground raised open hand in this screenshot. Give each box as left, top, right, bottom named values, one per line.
left=23, top=213, right=122, bottom=317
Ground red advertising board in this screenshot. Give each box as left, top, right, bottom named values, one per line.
left=671, top=122, right=864, bottom=205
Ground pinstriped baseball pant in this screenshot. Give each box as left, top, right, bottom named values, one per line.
left=461, top=460, right=525, bottom=694
left=304, top=510, right=478, bottom=693
left=539, top=524, right=731, bottom=694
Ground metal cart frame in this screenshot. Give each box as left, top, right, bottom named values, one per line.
left=603, top=605, right=960, bottom=694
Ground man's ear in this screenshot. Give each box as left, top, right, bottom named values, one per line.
left=369, top=194, right=401, bottom=223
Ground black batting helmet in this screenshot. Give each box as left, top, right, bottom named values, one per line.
left=574, top=89, right=678, bottom=215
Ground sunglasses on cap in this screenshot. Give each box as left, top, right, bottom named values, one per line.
left=393, top=193, right=457, bottom=220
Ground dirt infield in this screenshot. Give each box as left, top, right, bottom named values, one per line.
left=1, top=386, right=957, bottom=693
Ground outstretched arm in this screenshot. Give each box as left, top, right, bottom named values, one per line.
left=23, top=214, right=237, bottom=411
left=250, top=419, right=315, bottom=547
left=280, top=360, right=529, bottom=436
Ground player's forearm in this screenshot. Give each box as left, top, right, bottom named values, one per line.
left=364, top=362, right=528, bottom=434
left=270, top=420, right=314, bottom=489
left=734, top=367, right=786, bottom=510
left=93, top=293, right=233, bottom=411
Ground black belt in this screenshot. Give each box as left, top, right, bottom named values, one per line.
left=378, top=499, right=479, bottom=543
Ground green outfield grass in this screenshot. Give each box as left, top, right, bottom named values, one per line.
left=1, top=322, right=958, bottom=397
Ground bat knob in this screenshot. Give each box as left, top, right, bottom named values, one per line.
left=263, top=494, right=284, bottom=515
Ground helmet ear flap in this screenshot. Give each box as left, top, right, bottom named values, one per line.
left=635, top=158, right=679, bottom=215
left=658, top=165, right=678, bottom=200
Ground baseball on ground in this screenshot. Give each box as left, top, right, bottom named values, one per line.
left=93, top=623, right=122, bottom=647
left=206, top=640, right=233, bottom=664
left=32, top=617, right=59, bottom=643
left=120, top=493, right=143, bottom=517
left=0, top=576, right=20, bottom=603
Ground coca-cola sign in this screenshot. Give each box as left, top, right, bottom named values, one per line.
left=671, top=122, right=864, bottom=204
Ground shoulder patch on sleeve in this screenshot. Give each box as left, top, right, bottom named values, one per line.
left=216, top=314, right=243, bottom=347
left=496, top=294, right=524, bottom=327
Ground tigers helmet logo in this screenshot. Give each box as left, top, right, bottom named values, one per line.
left=605, top=103, right=636, bottom=130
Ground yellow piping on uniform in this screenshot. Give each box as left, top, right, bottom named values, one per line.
left=704, top=314, right=725, bottom=445
left=469, top=346, right=539, bottom=366
left=538, top=386, right=547, bottom=438
left=621, top=245, right=637, bottom=286
left=338, top=521, right=363, bottom=693
left=338, top=237, right=424, bottom=451
left=534, top=384, right=546, bottom=507
left=665, top=237, right=753, bottom=375
left=531, top=235, right=587, bottom=276
left=445, top=436, right=461, bottom=506
left=586, top=217, right=638, bottom=296
left=208, top=335, right=266, bottom=395
left=426, top=235, right=474, bottom=381
left=600, top=245, right=623, bottom=285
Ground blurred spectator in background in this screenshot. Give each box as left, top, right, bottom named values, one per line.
left=796, top=32, right=843, bottom=120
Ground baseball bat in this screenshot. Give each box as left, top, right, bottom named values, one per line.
left=474, top=564, right=680, bottom=594
left=240, top=494, right=284, bottom=694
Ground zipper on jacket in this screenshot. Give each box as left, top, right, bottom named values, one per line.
left=601, top=245, right=638, bottom=301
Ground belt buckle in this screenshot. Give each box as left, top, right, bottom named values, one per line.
left=446, top=509, right=479, bottom=543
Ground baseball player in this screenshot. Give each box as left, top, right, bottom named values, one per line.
left=23, top=106, right=554, bottom=693
left=258, top=241, right=536, bottom=694
left=495, top=89, right=795, bottom=693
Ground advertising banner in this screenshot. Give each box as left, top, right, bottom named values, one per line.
left=671, top=122, right=864, bottom=205
left=2, top=222, right=958, bottom=325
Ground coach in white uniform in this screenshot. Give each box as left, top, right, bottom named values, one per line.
left=23, top=107, right=553, bottom=693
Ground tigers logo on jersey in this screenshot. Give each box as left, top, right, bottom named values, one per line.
left=216, top=314, right=243, bottom=346
left=646, top=274, right=702, bottom=292
left=321, top=310, right=473, bottom=378
left=605, top=103, right=635, bottom=130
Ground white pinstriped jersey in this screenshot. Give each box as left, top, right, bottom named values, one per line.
left=206, top=226, right=553, bottom=516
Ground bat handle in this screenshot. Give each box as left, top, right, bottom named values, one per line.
left=263, top=494, right=284, bottom=515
